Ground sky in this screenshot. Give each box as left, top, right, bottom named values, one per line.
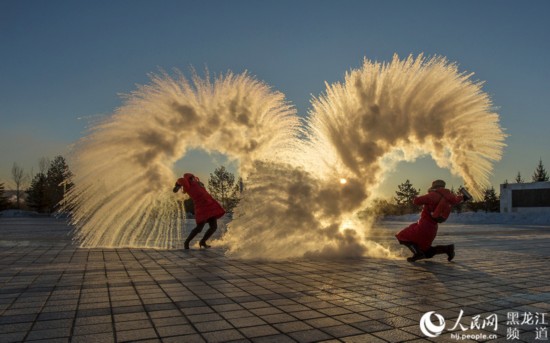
left=1, top=0, right=549, bottom=198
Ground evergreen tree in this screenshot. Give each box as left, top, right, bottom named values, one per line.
left=394, top=179, right=420, bottom=214
left=46, top=156, right=74, bottom=212
left=452, top=186, right=464, bottom=214
left=514, top=172, right=524, bottom=183
left=532, top=159, right=549, bottom=182
left=208, top=166, right=240, bottom=213
left=482, top=187, right=499, bottom=213
left=0, top=183, right=10, bottom=210
left=26, top=172, right=49, bottom=212
left=25, top=156, right=73, bottom=213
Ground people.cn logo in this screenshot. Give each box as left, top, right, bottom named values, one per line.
left=420, top=311, right=446, bottom=337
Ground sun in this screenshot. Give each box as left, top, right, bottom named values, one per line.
left=339, top=178, right=347, bottom=185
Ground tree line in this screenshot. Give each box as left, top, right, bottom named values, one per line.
left=511, top=158, right=549, bottom=183
left=1, top=158, right=548, bottom=215
left=0, top=159, right=242, bottom=215
left=363, top=159, right=549, bottom=218
left=0, top=156, right=73, bottom=213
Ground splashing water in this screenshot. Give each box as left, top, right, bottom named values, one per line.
left=65, top=54, right=506, bottom=259
left=65, top=70, right=299, bottom=248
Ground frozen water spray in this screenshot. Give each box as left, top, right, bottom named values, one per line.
left=64, top=55, right=506, bottom=259
left=65, top=70, right=299, bottom=248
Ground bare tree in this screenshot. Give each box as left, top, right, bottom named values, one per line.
left=11, top=162, right=27, bottom=209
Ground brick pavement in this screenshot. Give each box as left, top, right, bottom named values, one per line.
left=1, top=217, right=549, bottom=343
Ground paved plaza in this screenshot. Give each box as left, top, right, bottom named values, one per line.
left=1, top=217, right=549, bottom=343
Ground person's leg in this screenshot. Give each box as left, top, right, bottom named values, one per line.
left=425, top=244, right=455, bottom=261
left=398, top=240, right=425, bottom=262
left=199, top=217, right=218, bottom=248
left=184, top=222, right=205, bottom=249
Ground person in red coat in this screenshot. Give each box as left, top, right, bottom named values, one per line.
left=173, top=173, right=226, bottom=249
left=395, top=179, right=467, bottom=262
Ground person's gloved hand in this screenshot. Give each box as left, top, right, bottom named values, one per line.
left=173, top=183, right=181, bottom=193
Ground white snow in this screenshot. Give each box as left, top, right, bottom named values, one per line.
left=0, top=209, right=43, bottom=218
left=2, top=209, right=549, bottom=226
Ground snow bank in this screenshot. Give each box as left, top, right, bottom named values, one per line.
left=0, top=210, right=46, bottom=218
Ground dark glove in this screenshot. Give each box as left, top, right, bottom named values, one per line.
left=172, top=183, right=181, bottom=193
left=458, top=187, right=473, bottom=202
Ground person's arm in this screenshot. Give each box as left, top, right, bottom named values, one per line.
left=413, top=193, right=432, bottom=206
left=448, top=194, right=464, bottom=205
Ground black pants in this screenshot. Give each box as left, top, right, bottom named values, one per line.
left=424, top=245, right=452, bottom=258
left=399, top=240, right=451, bottom=258
left=185, top=217, right=218, bottom=245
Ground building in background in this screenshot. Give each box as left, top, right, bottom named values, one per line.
left=500, top=182, right=550, bottom=213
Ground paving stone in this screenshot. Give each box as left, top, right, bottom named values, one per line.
left=115, top=327, right=158, bottom=341
left=202, top=328, right=245, bottom=343
left=162, top=334, right=205, bottom=343
left=25, top=327, right=71, bottom=341
left=1, top=217, right=550, bottom=342
left=251, top=333, right=296, bottom=343
left=274, top=321, right=313, bottom=333
left=72, top=332, right=115, bottom=343
left=155, top=324, right=197, bottom=337
left=0, top=332, right=27, bottom=343
left=320, top=324, right=364, bottom=338
left=288, top=328, right=333, bottom=343
left=239, top=324, right=280, bottom=338
left=114, top=319, right=151, bottom=332
left=73, top=322, right=114, bottom=336
left=227, top=316, right=267, bottom=328
left=193, top=319, right=233, bottom=332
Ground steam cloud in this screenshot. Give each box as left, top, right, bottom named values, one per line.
left=65, top=54, right=505, bottom=259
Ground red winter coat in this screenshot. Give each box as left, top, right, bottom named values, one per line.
left=395, top=188, right=463, bottom=252
left=176, top=173, right=226, bottom=224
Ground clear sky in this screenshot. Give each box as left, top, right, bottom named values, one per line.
left=1, top=0, right=549, bottom=197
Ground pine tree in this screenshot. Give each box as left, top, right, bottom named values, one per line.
left=515, top=172, right=524, bottom=183
left=0, top=183, right=10, bottom=210
left=46, top=156, right=74, bottom=213
left=25, top=156, right=74, bottom=214
left=26, top=172, right=49, bottom=212
left=394, top=179, right=420, bottom=214
left=452, top=186, right=464, bottom=214
left=482, top=187, right=499, bottom=213
left=207, top=166, right=240, bottom=213
left=532, top=159, right=549, bottom=182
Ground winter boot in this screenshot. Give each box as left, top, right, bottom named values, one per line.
left=427, top=245, right=455, bottom=262
left=404, top=242, right=425, bottom=262
left=447, top=244, right=455, bottom=262
left=199, top=220, right=217, bottom=249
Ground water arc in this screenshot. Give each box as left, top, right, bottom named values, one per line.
left=65, top=55, right=506, bottom=259
left=223, top=54, right=506, bottom=259
left=65, top=70, right=299, bottom=248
